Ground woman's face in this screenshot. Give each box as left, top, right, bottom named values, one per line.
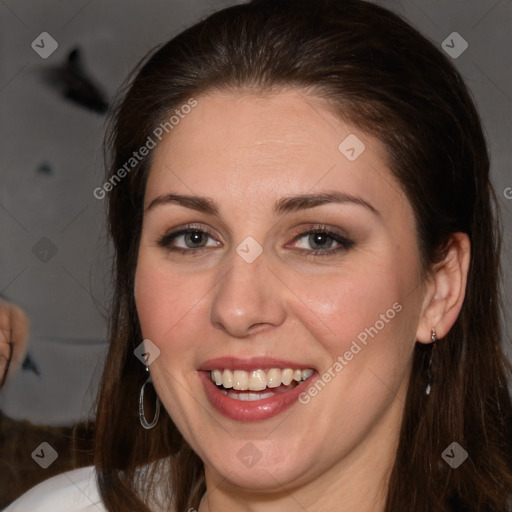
left=135, top=89, right=428, bottom=495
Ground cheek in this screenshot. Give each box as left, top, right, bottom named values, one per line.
left=288, top=250, right=421, bottom=400
left=134, top=251, right=219, bottom=377
left=134, top=256, right=194, bottom=350
left=296, top=270, right=406, bottom=354
left=286, top=268, right=418, bottom=441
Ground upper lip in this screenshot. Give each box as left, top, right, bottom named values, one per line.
left=199, top=357, right=315, bottom=372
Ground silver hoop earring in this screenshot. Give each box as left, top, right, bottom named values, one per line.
left=139, top=375, right=161, bottom=430
left=425, top=327, right=437, bottom=396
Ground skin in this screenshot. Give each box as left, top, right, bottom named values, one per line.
left=135, top=89, right=470, bottom=512
left=0, top=301, right=29, bottom=387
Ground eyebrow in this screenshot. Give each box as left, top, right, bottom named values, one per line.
left=145, top=191, right=379, bottom=217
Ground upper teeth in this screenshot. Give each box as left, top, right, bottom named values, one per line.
left=210, top=368, right=314, bottom=391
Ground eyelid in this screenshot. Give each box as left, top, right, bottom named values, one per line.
left=156, top=223, right=222, bottom=249
left=156, top=223, right=353, bottom=256
left=288, top=223, right=350, bottom=240
left=286, top=225, right=354, bottom=254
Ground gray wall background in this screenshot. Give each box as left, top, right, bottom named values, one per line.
left=0, top=0, right=511, bottom=425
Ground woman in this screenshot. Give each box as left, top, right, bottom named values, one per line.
left=6, top=0, right=512, bottom=510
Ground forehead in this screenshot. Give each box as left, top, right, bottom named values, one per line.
left=145, top=89, right=402, bottom=216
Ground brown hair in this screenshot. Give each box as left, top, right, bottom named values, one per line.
left=94, top=0, right=512, bottom=510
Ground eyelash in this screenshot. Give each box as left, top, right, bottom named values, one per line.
left=156, top=224, right=354, bottom=257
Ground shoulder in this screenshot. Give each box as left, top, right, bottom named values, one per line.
left=3, top=466, right=106, bottom=512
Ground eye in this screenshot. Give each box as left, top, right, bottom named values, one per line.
left=156, top=224, right=353, bottom=257
left=290, top=227, right=353, bottom=256
left=156, top=225, right=220, bottom=253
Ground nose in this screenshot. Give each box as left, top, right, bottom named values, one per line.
left=210, top=248, right=286, bottom=338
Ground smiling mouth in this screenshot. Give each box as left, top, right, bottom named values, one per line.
left=210, top=368, right=314, bottom=401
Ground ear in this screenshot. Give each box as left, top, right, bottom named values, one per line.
left=416, top=232, right=471, bottom=343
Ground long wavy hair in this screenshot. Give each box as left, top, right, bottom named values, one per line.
left=94, top=0, right=512, bottom=510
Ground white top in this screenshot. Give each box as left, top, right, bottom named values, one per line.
left=3, top=466, right=106, bottom=512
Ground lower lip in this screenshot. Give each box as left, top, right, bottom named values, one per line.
left=199, top=371, right=317, bottom=422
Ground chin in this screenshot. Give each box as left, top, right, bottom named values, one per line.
left=201, top=441, right=321, bottom=492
